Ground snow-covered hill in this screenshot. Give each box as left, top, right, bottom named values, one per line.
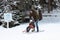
left=0, top=8, right=60, bottom=40
left=0, top=22, right=60, bottom=40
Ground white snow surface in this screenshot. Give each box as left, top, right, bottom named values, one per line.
left=0, top=22, right=60, bottom=40
left=0, top=9, right=60, bottom=40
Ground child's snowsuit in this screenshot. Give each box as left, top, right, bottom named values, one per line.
left=26, top=22, right=35, bottom=32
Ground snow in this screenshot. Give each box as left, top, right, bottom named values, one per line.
left=0, top=9, right=60, bottom=40
left=0, top=21, right=60, bottom=40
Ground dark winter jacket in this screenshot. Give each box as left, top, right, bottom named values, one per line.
left=29, top=9, right=42, bottom=21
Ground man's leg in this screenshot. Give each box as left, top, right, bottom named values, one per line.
left=36, top=21, right=39, bottom=32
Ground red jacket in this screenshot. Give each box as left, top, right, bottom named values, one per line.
left=29, top=22, right=35, bottom=28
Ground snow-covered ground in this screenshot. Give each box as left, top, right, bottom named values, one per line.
left=0, top=8, right=60, bottom=40
left=0, top=22, right=60, bottom=40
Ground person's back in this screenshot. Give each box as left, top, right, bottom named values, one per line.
left=30, top=9, right=42, bottom=21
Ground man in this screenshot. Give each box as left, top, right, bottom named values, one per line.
left=29, top=7, right=42, bottom=32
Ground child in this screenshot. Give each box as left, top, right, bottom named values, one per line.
left=23, top=20, right=35, bottom=32
left=26, top=20, right=35, bottom=32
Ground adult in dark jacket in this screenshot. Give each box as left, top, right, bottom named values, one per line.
left=29, top=8, right=42, bottom=32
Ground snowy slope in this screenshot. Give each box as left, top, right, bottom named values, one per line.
left=0, top=8, right=60, bottom=40
left=0, top=22, right=60, bottom=40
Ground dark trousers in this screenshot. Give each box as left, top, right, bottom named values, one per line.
left=26, top=27, right=30, bottom=32
left=26, top=27, right=35, bottom=32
